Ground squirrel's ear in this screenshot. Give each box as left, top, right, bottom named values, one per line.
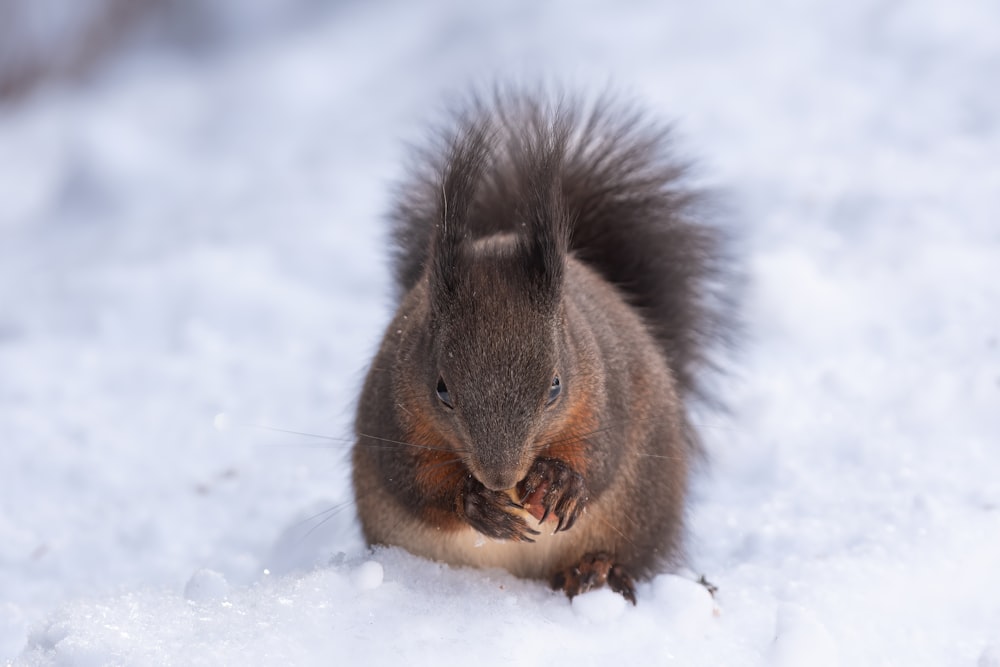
left=430, top=121, right=492, bottom=304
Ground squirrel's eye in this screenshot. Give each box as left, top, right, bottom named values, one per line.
left=436, top=376, right=453, bottom=409
left=547, top=375, right=561, bottom=405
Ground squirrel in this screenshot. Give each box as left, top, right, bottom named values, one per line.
left=352, top=88, right=734, bottom=604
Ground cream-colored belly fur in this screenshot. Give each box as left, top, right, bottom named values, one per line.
left=384, top=504, right=611, bottom=580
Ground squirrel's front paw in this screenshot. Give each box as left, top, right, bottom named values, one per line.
left=458, top=475, right=541, bottom=542
left=517, top=457, right=588, bottom=533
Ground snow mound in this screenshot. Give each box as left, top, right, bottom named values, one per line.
left=15, top=557, right=734, bottom=666
left=571, top=588, right=628, bottom=622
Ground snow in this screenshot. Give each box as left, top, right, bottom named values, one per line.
left=769, top=606, right=839, bottom=667
left=571, top=588, right=628, bottom=623
left=2, top=0, right=999, bottom=665
left=351, top=560, right=384, bottom=591
left=212, top=412, right=231, bottom=433
left=651, top=574, right=717, bottom=636
left=981, top=645, right=1000, bottom=667
left=183, top=569, right=231, bottom=603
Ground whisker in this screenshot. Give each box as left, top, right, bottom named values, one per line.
left=248, top=424, right=351, bottom=442
left=354, top=440, right=457, bottom=454
left=300, top=500, right=358, bottom=542
left=290, top=499, right=355, bottom=530
left=588, top=510, right=637, bottom=549
left=253, top=437, right=460, bottom=457
left=419, top=457, right=466, bottom=472
left=534, top=414, right=662, bottom=452
left=254, top=440, right=352, bottom=449
left=533, top=414, right=735, bottom=457
left=533, top=423, right=620, bottom=452
left=357, top=431, right=467, bottom=454
left=241, top=421, right=463, bottom=454
left=689, top=422, right=739, bottom=432
left=636, top=453, right=686, bottom=461
left=619, top=508, right=641, bottom=531
left=535, top=432, right=684, bottom=462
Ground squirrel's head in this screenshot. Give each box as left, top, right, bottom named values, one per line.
left=419, top=121, right=572, bottom=491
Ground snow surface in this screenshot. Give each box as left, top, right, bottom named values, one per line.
left=2, top=0, right=999, bottom=664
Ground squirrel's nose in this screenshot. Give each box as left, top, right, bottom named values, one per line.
left=468, top=450, right=523, bottom=491
left=476, top=468, right=520, bottom=492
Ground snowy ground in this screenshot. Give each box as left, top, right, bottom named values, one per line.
left=2, top=0, right=999, bottom=664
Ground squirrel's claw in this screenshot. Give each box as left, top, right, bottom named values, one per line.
left=553, top=489, right=586, bottom=533
left=459, top=475, right=540, bottom=542
left=517, top=457, right=588, bottom=533
left=554, top=502, right=584, bottom=534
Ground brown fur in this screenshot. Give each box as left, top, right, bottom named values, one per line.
left=352, top=88, right=735, bottom=602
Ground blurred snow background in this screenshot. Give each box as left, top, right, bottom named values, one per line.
left=1, top=0, right=999, bottom=664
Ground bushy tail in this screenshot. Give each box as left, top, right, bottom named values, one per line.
left=389, top=88, right=737, bottom=405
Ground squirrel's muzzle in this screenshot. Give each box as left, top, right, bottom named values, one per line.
left=467, top=445, right=528, bottom=491
left=474, top=467, right=521, bottom=492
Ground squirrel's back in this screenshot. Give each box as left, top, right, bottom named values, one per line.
left=389, top=89, right=732, bottom=413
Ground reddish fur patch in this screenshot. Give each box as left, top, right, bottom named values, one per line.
left=405, top=409, right=467, bottom=530
left=414, top=447, right=466, bottom=494
left=536, top=385, right=599, bottom=476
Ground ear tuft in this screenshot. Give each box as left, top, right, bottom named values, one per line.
left=515, top=115, right=571, bottom=307
left=430, top=121, right=493, bottom=305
